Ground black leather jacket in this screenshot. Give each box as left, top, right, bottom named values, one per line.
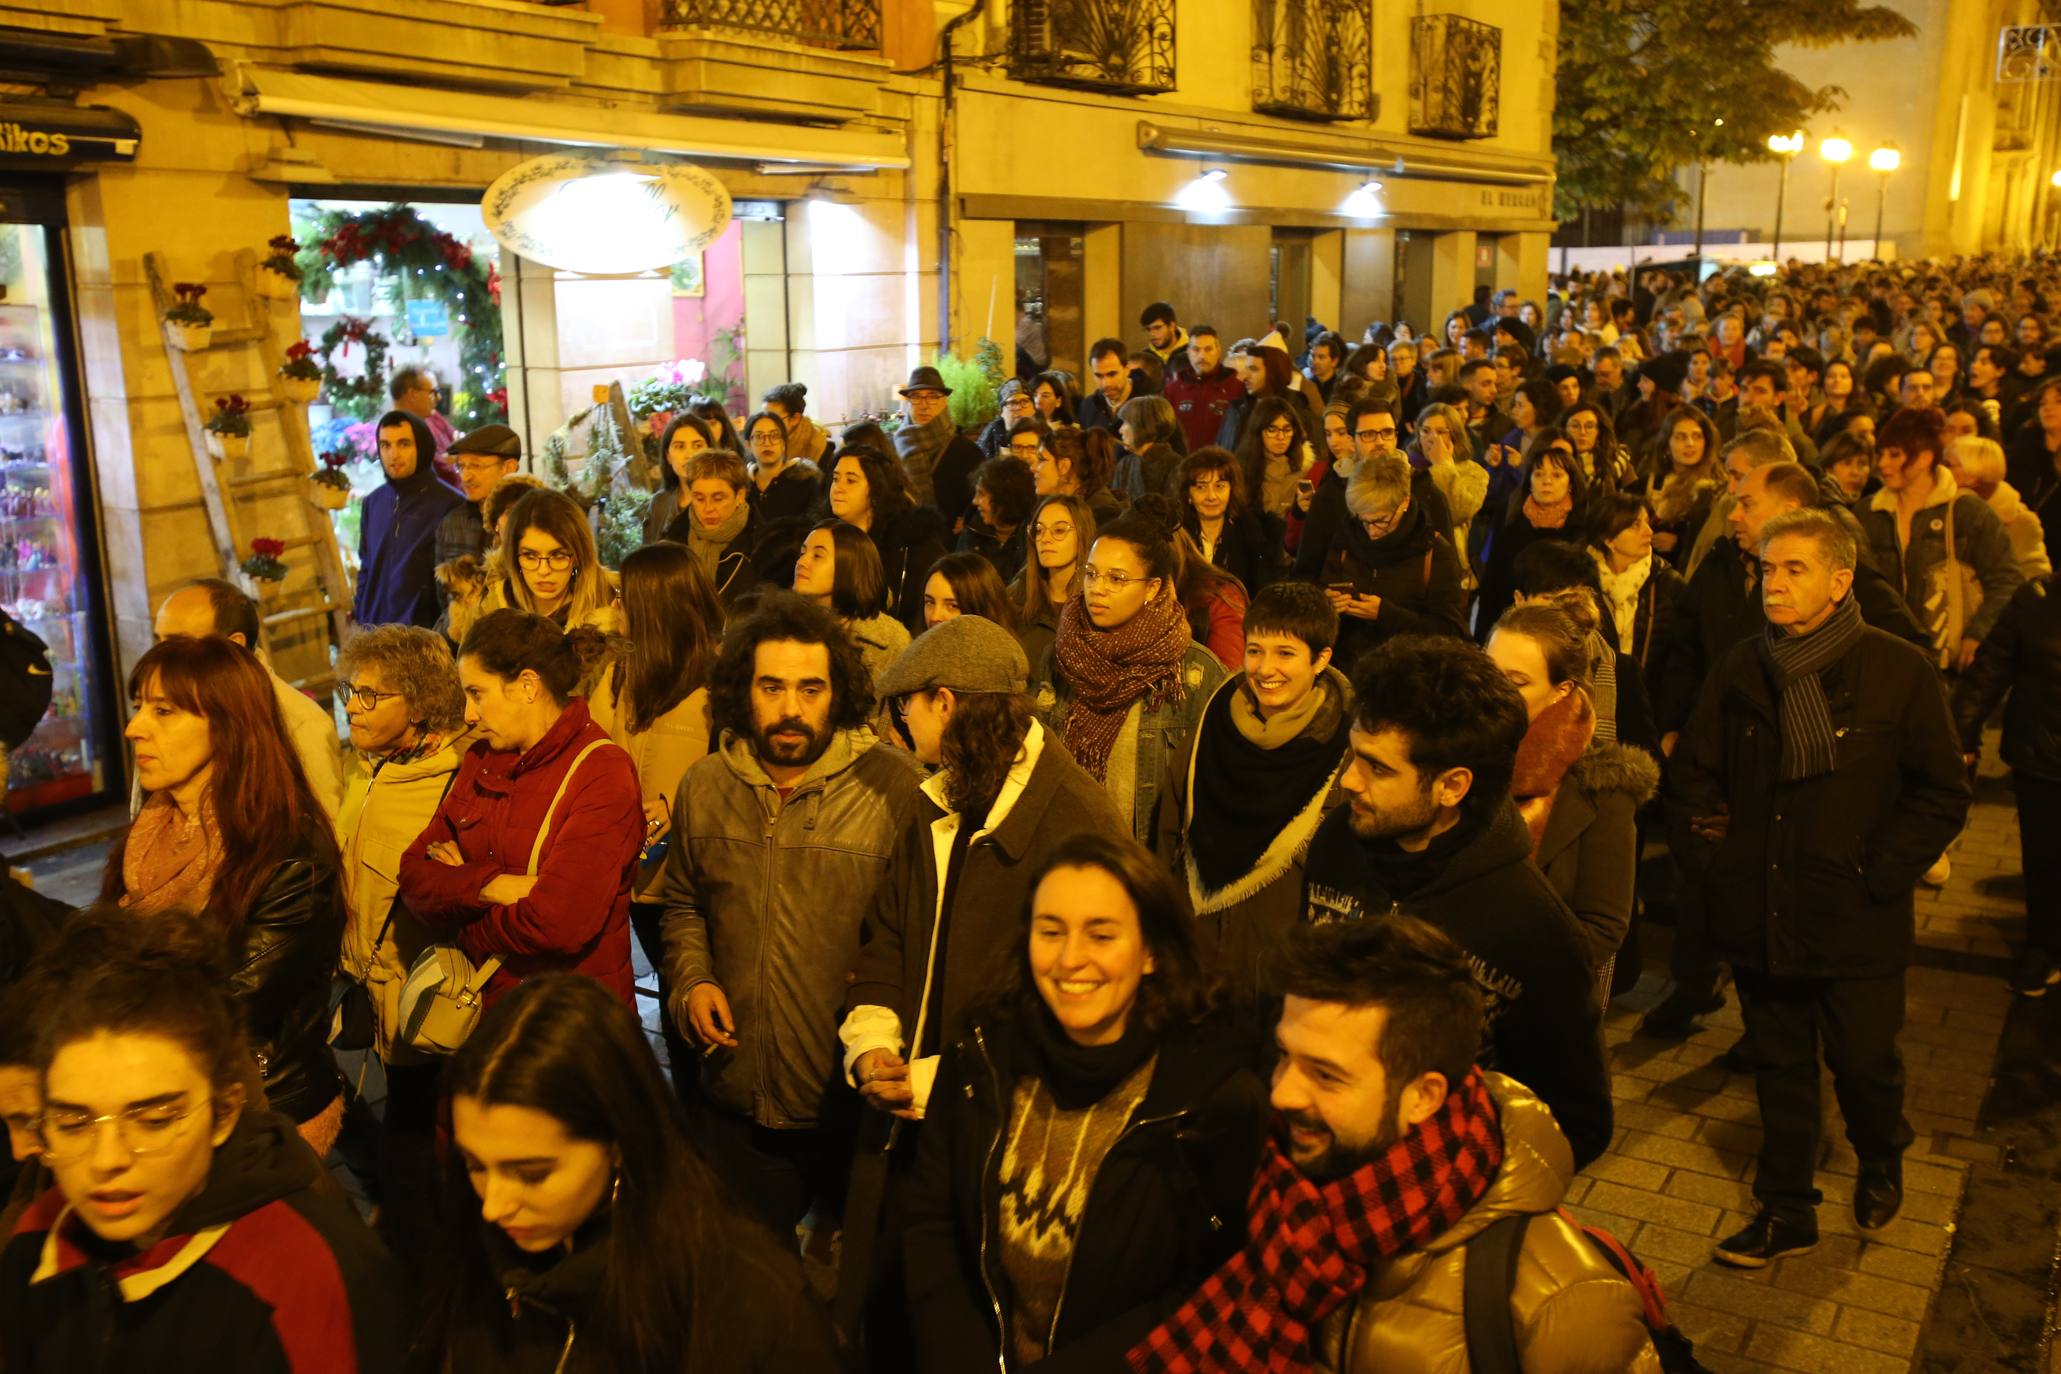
left=232, top=846, right=346, bottom=1123
left=1955, top=576, right=2061, bottom=782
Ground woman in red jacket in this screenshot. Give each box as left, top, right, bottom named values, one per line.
left=399, top=609, right=642, bottom=1007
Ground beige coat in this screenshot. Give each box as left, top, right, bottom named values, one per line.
left=587, top=663, right=711, bottom=901
left=335, top=729, right=472, bottom=1063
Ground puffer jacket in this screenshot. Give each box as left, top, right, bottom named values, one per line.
left=903, top=1002, right=1271, bottom=1374
left=1955, top=576, right=2061, bottom=782
left=1858, top=468, right=2024, bottom=669
left=336, top=730, right=472, bottom=1064
left=587, top=664, right=710, bottom=901
left=1313, top=1075, right=1662, bottom=1374
left=1033, top=639, right=1226, bottom=848
left=660, top=728, right=924, bottom=1128
left=398, top=700, right=642, bottom=1006
left=231, top=842, right=348, bottom=1124
left=1535, top=741, right=1662, bottom=969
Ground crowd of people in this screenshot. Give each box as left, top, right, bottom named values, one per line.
left=2, top=250, right=2059, bottom=1372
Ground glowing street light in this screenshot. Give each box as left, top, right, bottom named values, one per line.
left=1766, top=131, right=1805, bottom=260
left=1820, top=134, right=1853, bottom=259
left=1177, top=166, right=1230, bottom=214
left=1869, top=145, right=1901, bottom=255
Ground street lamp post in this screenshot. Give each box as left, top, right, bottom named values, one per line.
left=1767, top=131, right=1804, bottom=260
left=1869, top=145, right=1901, bottom=257
left=1821, top=133, right=1853, bottom=260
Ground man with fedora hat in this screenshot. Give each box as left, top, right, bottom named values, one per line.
left=893, top=365, right=985, bottom=532
left=835, top=612, right=1122, bottom=1352
left=436, top=423, right=522, bottom=578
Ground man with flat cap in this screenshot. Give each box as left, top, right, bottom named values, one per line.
left=436, top=423, right=522, bottom=581
left=834, top=612, right=1123, bottom=1352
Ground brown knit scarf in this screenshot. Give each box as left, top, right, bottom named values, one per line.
left=1510, top=690, right=1595, bottom=850
left=120, top=792, right=223, bottom=918
left=1053, top=587, right=1193, bottom=781
left=1522, top=493, right=1574, bottom=529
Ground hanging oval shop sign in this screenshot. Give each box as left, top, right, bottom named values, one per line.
left=482, top=154, right=733, bottom=276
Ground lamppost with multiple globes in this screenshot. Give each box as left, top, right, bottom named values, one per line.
left=1869, top=145, right=1900, bottom=255
left=1767, top=131, right=1804, bottom=260
left=1820, top=134, right=1853, bottom=260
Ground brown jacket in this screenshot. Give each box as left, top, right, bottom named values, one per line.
left=1315, top=1075, right=1661, bottom=1374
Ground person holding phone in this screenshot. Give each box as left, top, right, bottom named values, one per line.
left=1319, top=454, right=1468, bottom=670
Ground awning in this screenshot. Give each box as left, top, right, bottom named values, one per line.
left=0, top=99, right=140, bottom=167
left=1138, top=120, right=1552, bottom=188
left=222, top=63, right=908, bottom=172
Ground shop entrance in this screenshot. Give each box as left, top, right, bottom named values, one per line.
left=1015, top=224, right=1085, bottom=380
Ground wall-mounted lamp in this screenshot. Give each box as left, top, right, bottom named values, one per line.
left=1176, top=166, right=1231, bottom=213
left=1342, top=177, right=1385, bottom=218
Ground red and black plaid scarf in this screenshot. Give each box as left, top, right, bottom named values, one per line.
left=1128, top=1068, right=1503, bottom=1374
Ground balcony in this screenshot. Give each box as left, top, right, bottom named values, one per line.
left=654, top=0, right=889, bottom=121
left=1408, top=13, right=1500, bottom=141
left=659, top=0, right=879, bottom=50
left=1012, top=0, right=1175, bottom=96
left=271, top=0, right=602, bottom=92
left=1250, top=0, right=1371, bottom=122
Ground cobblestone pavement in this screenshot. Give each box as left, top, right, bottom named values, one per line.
left=1582, top=743, right=2028, bottom=1374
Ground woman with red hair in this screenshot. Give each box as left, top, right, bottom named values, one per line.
left=101, top=635, right=347, bottom=1152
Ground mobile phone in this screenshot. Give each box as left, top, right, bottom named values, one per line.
left=1328, top=581, right=1355, bottom=595
left=1296, top=478, right=1315, bottom=498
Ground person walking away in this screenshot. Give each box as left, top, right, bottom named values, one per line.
left=1669, top=509, right=1969, bottom=1265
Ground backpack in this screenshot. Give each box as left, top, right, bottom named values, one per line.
left=0, top=610, right=53, bottom=750
left=1462, top=1208, right=1710, bottom=1374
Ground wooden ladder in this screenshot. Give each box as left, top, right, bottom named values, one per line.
left=143, top=249, right=353, bottom=699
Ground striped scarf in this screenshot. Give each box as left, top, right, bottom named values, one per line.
left=1128, top=1069, right=1503, bottom=1374
left=1758, top=593, right=1865, bottom=782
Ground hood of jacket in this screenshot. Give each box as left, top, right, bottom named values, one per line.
left=1565, top=739, right=1660, bottom=806
left=1989, top=477, right=2031, bottom=524
left=717, top=722, right=879, bottom=792
left=1417, top=1073, right=1572, bottom=1253
left=1868, top=465, right=1958, bottom=516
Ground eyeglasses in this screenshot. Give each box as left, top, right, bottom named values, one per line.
left=1356, top=426, right=1398, bottom=441
left=518, top=549, right=576, bottom=571
left=1010, top=442, right=1043, bottom=457
left=1032, top=523, right=1074, bottom=541
left=1360, top=506, right=1404, bottom=535
left=1080, top=566, right=1148, bottom=592
left=454, top=459, right=508, bottom=475
left=37, top=1099, right=210, bottom=1162
left=345, top=683, right=405, bottom=712
left=1261, top=424, right=1297, bottom=438
left=749, top=430, right=785, bottom=446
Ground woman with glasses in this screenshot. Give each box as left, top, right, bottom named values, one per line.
left=793, top=518, right=911, bottom=684
left=1561, top=400, right=1631, bottom=500
left=742, top=408, right=823, bottom=526
left=1032, top=512, right=1226, bottom=845
left=979, top=377, right=1037, bottom=458
left=410, top=974, right=838, bottom=1373
left=1231, top=395, right=1311, bottom=520
left=333, top=624, right=472, bottom=1270
left=643, top=413, right=720, bottom=546
left=1009, top=493, right=1098, bottom=672
left=1177, top=445, right=1280, bottom=599
left=0, top=912, right=405, bottom=1373
left=103, top=636, right=346, bottom=1154
left=589, top=543, right=723, bottom=1098
left=1314, top=452, right=1467, bottom=668
left=1474, top=431, right=1591, bottom=642
left=399, top=609, right=644, bottom=1012
left=958, top=455, right=1037, bottom=582
left=762, top=381, right=835, bottom=465
left=503, top=488, right=621, bottom=643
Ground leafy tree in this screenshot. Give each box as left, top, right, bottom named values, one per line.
left=1553, top=0, right=1916, bottom=223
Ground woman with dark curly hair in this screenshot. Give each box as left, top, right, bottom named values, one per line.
left=824, top=446, right=950, bottom=635
left=900, top=832, right=1268, bottom=1374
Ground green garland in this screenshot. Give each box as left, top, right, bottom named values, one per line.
left=298, top=204, right=506, bottom=429
left=314, top=317, right=390, bottom=423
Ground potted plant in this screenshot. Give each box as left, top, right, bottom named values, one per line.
left=163, top=283, right=214, bottom=351
left=240, top=536, right=288, bottom=585
left=256, top=236, right=304, bottom=301
left=279, top=340, right=322, bottom=404
left=307, top=449, right=352, bottom=511
left=205, top=394, right=253, bottom=461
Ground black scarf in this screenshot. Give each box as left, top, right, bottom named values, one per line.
left=1358, top=806, right=1485, bottom=902
left=1188, top=677, right=1350, bottom=892
left=1758, top=592, right=1865, bottom=782
left=1020, top=991, right=1160, bottom=1111
left=1327, top=490, right=1432, bottom=588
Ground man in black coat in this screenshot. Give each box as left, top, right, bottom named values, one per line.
left=1300, top=635, right=1612, bottom=1169
left=1669, top=509, right=1968, bottom=1267
left=1645, top=461, right=1930, bottom=1038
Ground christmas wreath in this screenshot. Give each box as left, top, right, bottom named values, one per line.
left=315, top=317, right=390, bottom=423
left=297, top=204, right=506, bottom=429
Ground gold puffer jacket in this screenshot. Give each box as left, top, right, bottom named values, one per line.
left=1315, top=1074, right=1663, bottom=1374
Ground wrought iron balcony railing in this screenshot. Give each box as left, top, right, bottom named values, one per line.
left=1012, top=0, right=1175, bottom=95
left=1408, top=14, right=1500, bottom=140
left=1251, top=0, right=1371, bottom=121
left=660, top=0, right=880, bottom=51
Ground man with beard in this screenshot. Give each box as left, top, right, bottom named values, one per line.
left=658, top=593, right=925, bottom=1240
left=1165, top=325, right=1246, bottom=454
left=1299, top=635, right=1612, bottom=1168
left=1129, top=917, right=1657, bottom=1374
